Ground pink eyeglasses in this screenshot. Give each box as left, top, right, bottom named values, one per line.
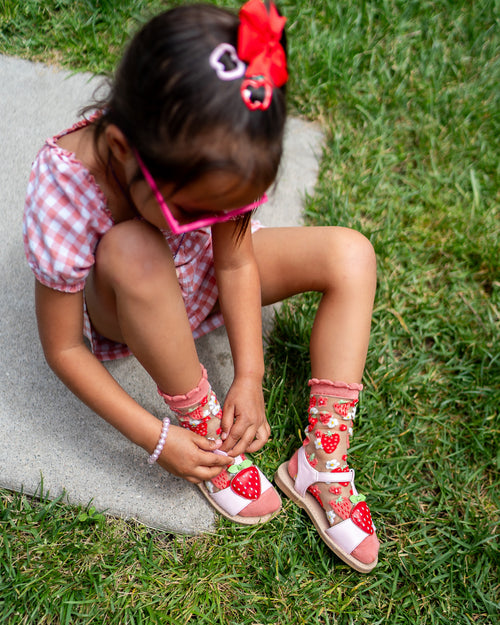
left=133, top=149, right=266, bottom=235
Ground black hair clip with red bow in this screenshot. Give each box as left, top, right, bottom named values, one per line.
left=237, top=0, right=288, bottom=111
left=208, top=0, right=288, bottom=111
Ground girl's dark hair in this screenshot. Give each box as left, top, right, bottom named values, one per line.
left=92, top=2, right=287, bottom=201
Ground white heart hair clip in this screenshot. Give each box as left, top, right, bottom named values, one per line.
left=209, top=43, right=246, bottom=81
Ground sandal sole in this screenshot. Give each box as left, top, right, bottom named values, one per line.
left=197, top=482, right=281, bottom=526
left=275, top=461, right=378, bottom=573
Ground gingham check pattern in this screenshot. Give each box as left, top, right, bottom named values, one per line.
left=23, top=123, right=234, bottom=361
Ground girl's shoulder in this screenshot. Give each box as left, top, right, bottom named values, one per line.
left=49, top=116, right=94, bottom=147
left=41, top=117, right=98, bottom=179
left=23, top=117, right=114, bottom=293
left=29, top=117, right=110, bottom=218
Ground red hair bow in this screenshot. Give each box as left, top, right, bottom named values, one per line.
left=238, top=0, right=288, bottom=110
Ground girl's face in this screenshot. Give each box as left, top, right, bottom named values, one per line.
left=130, top=169, right=265, bottom=233
left=104, top=124, right=266, bottom=233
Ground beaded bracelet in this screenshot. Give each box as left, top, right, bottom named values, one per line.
left=148, top=417, right=171, bottom=465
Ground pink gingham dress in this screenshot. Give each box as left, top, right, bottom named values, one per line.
left=23, top=119, right=255, bottom=361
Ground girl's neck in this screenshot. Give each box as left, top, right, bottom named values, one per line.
left=92, top=128, right=139, bottom=223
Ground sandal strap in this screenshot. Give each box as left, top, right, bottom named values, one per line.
left=326, top=518, right=368, bottom=554
left=294, top=446, right=356, bottom=497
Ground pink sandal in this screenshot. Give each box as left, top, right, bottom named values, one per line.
left=275, top=446, right=378, bottom=573
left=199, top=452, right=281, bottom=525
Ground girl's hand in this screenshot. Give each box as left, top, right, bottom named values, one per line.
left=220, top=376, right=271, bottom=457
left=157, top=425, right=233, bottom=483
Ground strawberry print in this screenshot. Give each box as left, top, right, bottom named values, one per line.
left=231, top=466, right=261, bottom=500
left=351, top=502, right=374, bottom=535
left=187, top=405, right=204, bottom=421
left=320, top=414, right=339, bottom=428
left=333, top=402, right=349, bottom=418
left=340, top=469, right=351, bottom=487
left=193, top=422, right=208, bottom=436
left=330, top=496, right=351, bottom=520
left=211, top=469, right=231, bottom=490
left=306, top=452, right=318, bottom=468
left=178, top=417, right=204, bottom=432
left=334, top=399, right=358, bottom=419
left=307, top=485, right=323, bottom=507
left=321, top=432, right=340, bottom=454
left=308, top=415, right=319, bottom=427
left=319, top=413, right=336, bottom=425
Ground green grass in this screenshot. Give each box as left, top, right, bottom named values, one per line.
left=1, top=0, right=499, bottom=623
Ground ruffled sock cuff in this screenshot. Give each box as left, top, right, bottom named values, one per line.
left=308, top=378, right=363, bottom=400
left=158, top=364, right=210, bottom=410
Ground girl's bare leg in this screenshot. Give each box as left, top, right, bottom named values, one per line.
left=253, top=226, right=376, bottom=381
left=253, top=226, right=379, bottom=567
left=85, top=220, right=202, bottom=395
left=86, top=220, right=226, bottom=446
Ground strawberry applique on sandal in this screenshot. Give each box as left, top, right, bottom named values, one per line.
left=199, top=453, right=281, bottom=525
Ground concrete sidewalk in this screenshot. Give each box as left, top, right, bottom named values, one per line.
left=0, top=55, right=323, bottom=534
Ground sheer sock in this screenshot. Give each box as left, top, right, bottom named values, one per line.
left=291, top=378, right=379, bottom=563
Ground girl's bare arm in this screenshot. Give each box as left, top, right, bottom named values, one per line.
left=211, top=221, right=270, bottom=456
left=34, top=281, right=232, bottom=482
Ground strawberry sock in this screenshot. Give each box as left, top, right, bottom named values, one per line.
left=287, top=378, right=379, bottom=563
left=158, top=365, right=225, bottom=494
left=158, top=365, right=223, bottom=441
left=303, top=379, right=364, bottom=526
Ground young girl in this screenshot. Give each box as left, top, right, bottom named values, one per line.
left=23, top=0, right=379, bottom=573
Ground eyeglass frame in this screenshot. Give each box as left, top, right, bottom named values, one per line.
left=133, top=149, right=267, bottom=235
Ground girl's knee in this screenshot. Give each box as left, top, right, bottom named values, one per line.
left=95, top=221, right=175, bottom=289
left=325, top=227, right=377, bottom=283
left=346, top=229, right=376, bottom=275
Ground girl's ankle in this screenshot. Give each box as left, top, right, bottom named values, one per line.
left=157, top=365, right=223, bottom=439
left=173, top=388, right=223, bottom=440
left=157, top=365, right=225, bottom=489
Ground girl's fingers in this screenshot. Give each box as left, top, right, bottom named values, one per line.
left=223, top=422, right=258, bottom=456
left=244, top=432, right=268, bottom=453
left=196, top=435, right=223, bottom=452
left=194, top=437, right=234, bottom=465
left=220, top=404, right=235, bottom=441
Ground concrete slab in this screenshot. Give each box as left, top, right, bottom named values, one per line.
left=0, top=55, right=323, bottom=534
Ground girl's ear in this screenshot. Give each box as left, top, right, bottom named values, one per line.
left=105, top=124, right=132, bottom=164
